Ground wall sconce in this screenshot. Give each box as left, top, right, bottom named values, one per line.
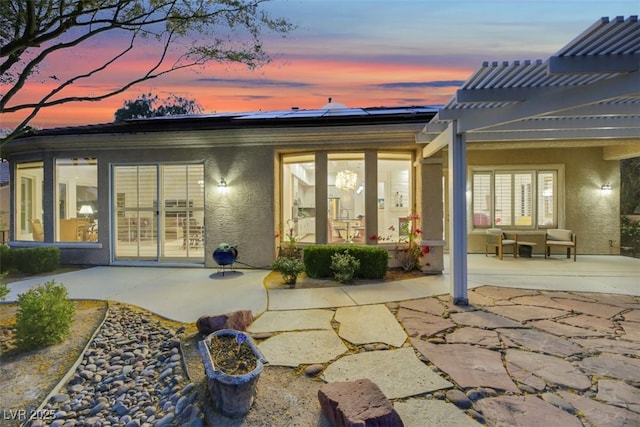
left=218, top=178, right=228, bottom=193
left=601, top=183, right=612, bottom=195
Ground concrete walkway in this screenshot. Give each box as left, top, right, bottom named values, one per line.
left=4, top=255, right=640, bottom=426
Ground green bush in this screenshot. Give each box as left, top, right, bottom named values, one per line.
left=272, top=256, right=305, bottom=286
left=304, top=245, right=388, bottom=279
left=11, top=247, right=60, bottom=274
left=0, top=281, right=8, bottom=301
left=0, top=245, right=12, bottom=273
left=14, top=280, right=76, bottom=351
left=330, top=251, right=360, bottom=284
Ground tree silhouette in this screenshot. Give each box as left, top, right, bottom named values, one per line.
left=1, top=0, right=294, bottom=145
left=114, top=93, right=203, bottom=122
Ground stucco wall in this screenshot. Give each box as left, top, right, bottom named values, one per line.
left=464, top=146, right=620, bottom=255
left=204, top=146, right=275, bottom=268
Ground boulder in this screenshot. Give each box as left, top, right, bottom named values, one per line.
left=196, top=310, right=254, bottom=335
left=318, top=379, right=403, bottom=426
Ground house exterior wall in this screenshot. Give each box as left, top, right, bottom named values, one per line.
left=463, top=146, right=620, bottom=255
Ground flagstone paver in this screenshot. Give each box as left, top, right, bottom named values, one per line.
left=511, top=294, right=574, bottom=310
left=396, top=308, right=456, bottom=338
left=570, top=337, right=640, bottom=356
left=446, top=327, right=501, bottom=348
left=505, top=349, right=592, bottom=390
left=579, top=353, right=640, bottom=382
left=497, top=327, right=584, bottom=357
left=552, top=298, right=625, bottom=319
left=529, top=319, right=607, bottom=337
left=475, top=395, right=583, bottom=427
left=560, top=314, right=618, bottom=334
left=485, top=305, right=568, bottom=322
left=558, top=390, right=640, bottom=427
left=247, top=309, right=334, bottom=333
left=322, top=347, right=453, bottom=399
left=467, top=290, right=501, bottom=306
left=596, top=379, right=640, bottom=413
left=620, top=320, right=640, bottom=341
left=472, top=287, right=538, bottom=300
left=257, top=330, right=347, bottom=367
left=411, top=340, right=520, bottom=393
left=400, top=297, right=468, bottom=316
left=335, top=304, right=407, bottom=347
left=435, top=295, right=478, bottom=313
left=450, top=310, right=523, bottom=329
left=394, top=399, right=483, bottom=427
left=623, top=309, right=640, bottom=322
left=505, top=361, right=547, bottom=391
left=579, top=293, right=640, bottom=309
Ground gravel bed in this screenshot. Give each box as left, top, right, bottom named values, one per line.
left=33, top=303, right=203, bottom=427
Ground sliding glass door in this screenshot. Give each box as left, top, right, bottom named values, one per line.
left=113, top=164, right=204, bottom=262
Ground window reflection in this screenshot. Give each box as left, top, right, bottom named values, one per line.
left=56, top=158, right=98, bottom=242
left=15, top=162, right=44, bottom=241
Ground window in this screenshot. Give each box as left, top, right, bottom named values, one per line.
left=282, top=155, right=316, bottom=243
left=377, top=153, right=412, bottom=242
left=15, top=162, right=44, bottom=241
left=56, top=158, right=98, bottom=242
left=471, top=168, right=558, bottom=229
left=329, top=153, right=364, bottom=243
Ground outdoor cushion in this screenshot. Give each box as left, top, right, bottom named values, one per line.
left=546, top=229, right=573, bottom=242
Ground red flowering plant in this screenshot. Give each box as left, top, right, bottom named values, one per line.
left=370, top=212, right=427, bottom=271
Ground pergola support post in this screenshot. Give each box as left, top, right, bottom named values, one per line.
left=448, top=120, right=468, bottom=305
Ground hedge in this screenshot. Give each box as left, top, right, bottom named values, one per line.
left=303, top=245, right=388, bottom=279
left=3, top=246, right=60, bottom=274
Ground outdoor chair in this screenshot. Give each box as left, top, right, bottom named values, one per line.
left=485, top=228, right=517, bottom=260
left=545, top=229, right=577, bottom=261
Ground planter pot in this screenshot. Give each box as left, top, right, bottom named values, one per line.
left=198, top=329, right=267, bottom=418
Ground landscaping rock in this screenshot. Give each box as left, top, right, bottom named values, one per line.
left=318, top=379, right=403, bottom=427
left=196, top=310, right=254, bottom=334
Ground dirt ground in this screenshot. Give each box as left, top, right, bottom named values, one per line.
left=0, top=300, right=108, bottom=426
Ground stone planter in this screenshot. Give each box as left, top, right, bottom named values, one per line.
left=198, top=329, right=267, bottom=418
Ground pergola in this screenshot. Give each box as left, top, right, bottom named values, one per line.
left=418, top=16, right=640, bottom=303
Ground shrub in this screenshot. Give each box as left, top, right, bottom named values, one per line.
left=330, top=251, right=360, bottom=284
left=304, top=245, right=388, bottom=279
left=11, top=247, right=60, bottom=274
left=272, top=256, right=305, bottom=287
left=0, top=245, right=12, bottom=273
left=0, top=281, right=8, bottom=301
left=14, top=280, right=76, bottom=351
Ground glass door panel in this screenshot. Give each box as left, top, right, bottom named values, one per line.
left=113, top=165, right=158, bottom=261
left=160, top=164, right=204, bottom=261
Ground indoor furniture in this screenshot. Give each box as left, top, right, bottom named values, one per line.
left=60, top=218, right=90, bottom=241
left=30, top=218, right=44, bottom=241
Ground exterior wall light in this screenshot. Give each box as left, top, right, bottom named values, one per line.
left=218, top=178, right=228, bottom=193
left=601, top=183, right=612, bottom=194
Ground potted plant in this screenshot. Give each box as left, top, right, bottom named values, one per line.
left=272, top=255, right=305, bottom=287
left=198, top=329, right=268, bottom=418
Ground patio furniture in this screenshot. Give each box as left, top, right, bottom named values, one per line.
left=517, top=241, right=537, bottom=258
left=485, top=228, right=517, bottom=260
left=545, top=229, right=577, bottom=261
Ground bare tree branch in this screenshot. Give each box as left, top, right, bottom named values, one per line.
left=0, top=0, right=295, bottom=145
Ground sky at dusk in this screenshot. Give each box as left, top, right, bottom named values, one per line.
left=2, top=0, right=638, bottom=130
